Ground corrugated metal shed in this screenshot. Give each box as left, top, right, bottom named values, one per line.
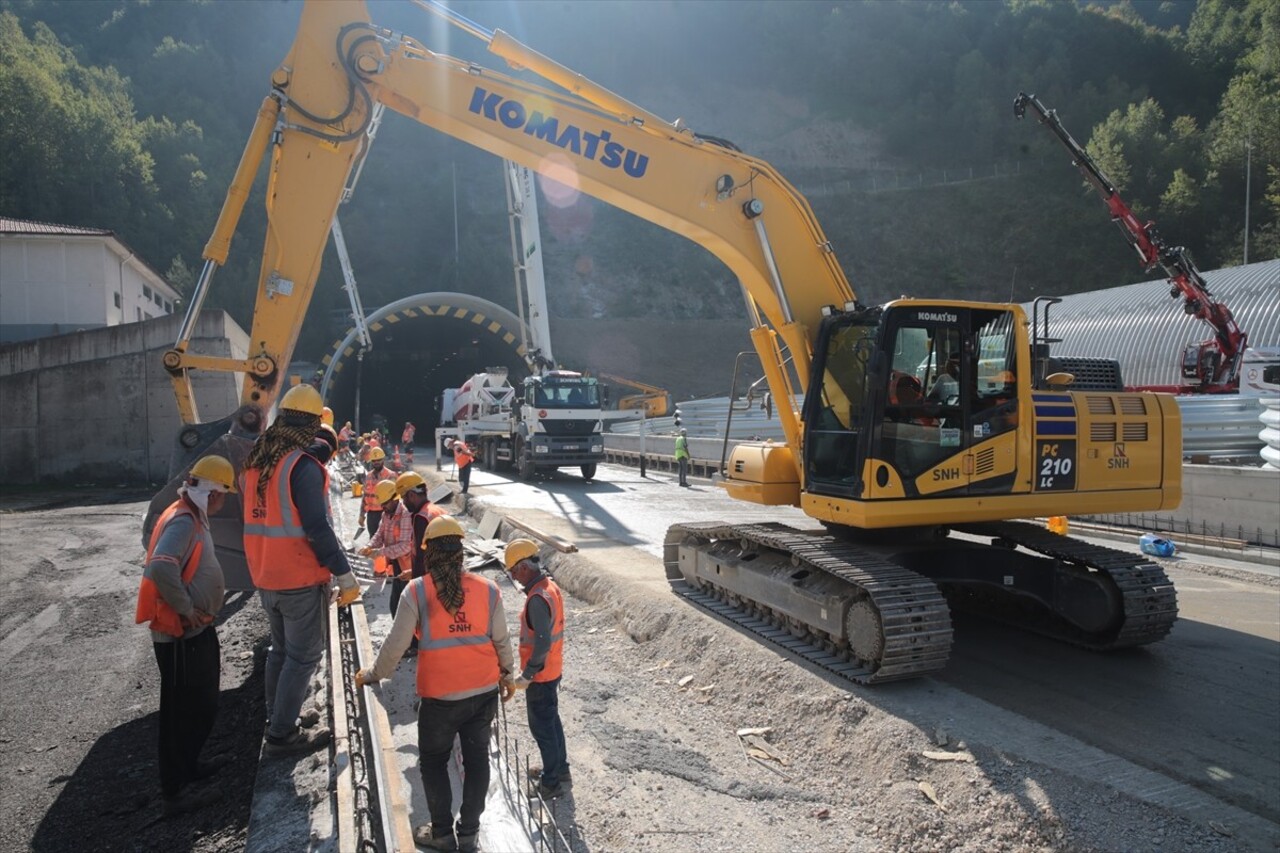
left=0, top=216, right=112, bottom=236
left=1025, top=258, right=1279, bottom=389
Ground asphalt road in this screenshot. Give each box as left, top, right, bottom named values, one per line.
left=453, top=456, right=1280, bottom=841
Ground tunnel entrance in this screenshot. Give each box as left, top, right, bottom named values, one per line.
left=320, top=293, right=534, bottom=440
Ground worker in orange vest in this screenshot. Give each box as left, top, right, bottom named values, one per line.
left=360, top=446, right=395, bottom=540
left=402, top=421, right=417, bottom=465
left=503, top=539, right=571, bottom=799
left=450, top=438, right=475, bottom=494
left=242, top=385, right=361, bottom=758
left=361, top=480, right=410, bottom=581
left=356, top=516, right=515, bottom=853
left=137, top=454, right=236, bottom=817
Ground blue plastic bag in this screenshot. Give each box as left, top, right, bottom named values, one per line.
left=1139, top=533, right=1176, bottom=557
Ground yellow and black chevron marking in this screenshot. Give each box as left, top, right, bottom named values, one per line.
left=320, top=304, right=527, bottom=375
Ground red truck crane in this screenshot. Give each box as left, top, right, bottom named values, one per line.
left=1015, top=91, right=1248, bottom=394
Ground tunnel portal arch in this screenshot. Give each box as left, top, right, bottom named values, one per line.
left=319, top=292, right=535, bottom=437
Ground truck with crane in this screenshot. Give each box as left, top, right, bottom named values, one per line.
left=148, top=0, right=1180, bottom=682
left=1014, top=92, right=1256, bottom=395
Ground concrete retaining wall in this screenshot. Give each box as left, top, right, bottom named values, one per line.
left=0, top=312, right=248, bottom=484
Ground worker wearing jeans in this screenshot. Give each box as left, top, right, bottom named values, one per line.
left=674, top=429, right=691, bottom=487
left=503, top=539, right=570, bottom=798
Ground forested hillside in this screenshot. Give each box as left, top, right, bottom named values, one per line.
left=1, top=0, right=1275, bottom=364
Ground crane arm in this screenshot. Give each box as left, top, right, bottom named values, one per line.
left=1014, top=92, right=1247, bottom=391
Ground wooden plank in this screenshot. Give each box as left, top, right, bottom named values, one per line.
left=503, top=515, right=578, bottom=553
left=351, top=602, right=417, bottom=852
left=328, top=605, right=356, bottom=853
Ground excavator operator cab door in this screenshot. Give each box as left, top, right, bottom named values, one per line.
left=802, top=305, right=1023, bottom=504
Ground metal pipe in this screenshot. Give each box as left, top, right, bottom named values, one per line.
left=175, top=258, right=218, bottom=348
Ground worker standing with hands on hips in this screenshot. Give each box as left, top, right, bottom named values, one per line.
left=503, top=539, right=571, bottom=800
left=243, top=384, right=361, bottom=757
left=674, top=428, right=691, bottom=487
left=355, top=516, right=515, bottom=853
left=137, top=454, right=236, bottom=817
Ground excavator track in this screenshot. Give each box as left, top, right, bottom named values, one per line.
left=667, top=522, right=953, bottom=684
left=955, top=521, right=1178, bottom=649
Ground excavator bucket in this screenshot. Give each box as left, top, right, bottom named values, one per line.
left=142, top=404, right=264, bottom=591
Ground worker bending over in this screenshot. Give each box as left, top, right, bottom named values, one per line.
left=243, top=385, right=361, bottom=757
left=356, top=516, right=515, bottom=853
left=504, top=539, right=571, bottom=799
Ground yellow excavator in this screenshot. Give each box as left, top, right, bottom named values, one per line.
left=597, top=372, right=671, bottom=418
left=150, top=0, right=1180, bottom=680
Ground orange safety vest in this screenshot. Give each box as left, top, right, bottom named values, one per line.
left=381, top=503, right=413, bottom=576
left=363, top=467, right=394, bottom=512
left=454, top=442, right=474, bottom=468
left=136, top=500, right=203, bottom=638
left=520, top=577, right=565, bottom=682
left=411, top=573, right=500, bottom=699
left=242, top=450, right=331, bottom=590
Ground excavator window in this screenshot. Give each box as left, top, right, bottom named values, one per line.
left=804, top=317, right=880, bottom=496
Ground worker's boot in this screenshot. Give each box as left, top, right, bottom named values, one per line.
left=412, top=825, right=457, bottom=851
left=456, top=832, right=479, bottom=853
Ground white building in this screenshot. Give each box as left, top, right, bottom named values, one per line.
left=0, top=216, right=180, bottom=344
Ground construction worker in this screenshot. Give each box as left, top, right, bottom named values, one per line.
left=242, top=384, right=361, bottom=757
left=137, top=454, right=236, bottom=817
left=452, top=437, right=475, bottom=494
left=503, top=539, right=571, bottom=800
left=355, top=516, right=515, bottom=853
left=402, top=420, right=417, bottom=465
left=361, top=446, right=395, bottom=540
left=361, top=480, right=411, bottom=586
left=321, top=406, right=334, bottom=427
left=674, top=428, right=690, bottom=487
left=390, top=471, right=448, bottom=653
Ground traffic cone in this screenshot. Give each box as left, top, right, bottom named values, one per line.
left=393, top=446, right=402, bottom=469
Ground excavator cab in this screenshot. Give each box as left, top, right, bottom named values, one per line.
left=803, top=301, right=1024, bottom=505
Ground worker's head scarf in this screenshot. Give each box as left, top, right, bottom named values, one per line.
left=426, top=538, right=465, bottom=614
left=178, top=480, right=218, bottom=527
left=244, top=410, right=321, bottom=502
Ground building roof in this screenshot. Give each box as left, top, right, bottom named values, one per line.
left=1024, top=258, right=1280, bottom=388
left=0, top=216, right=113, bottom=237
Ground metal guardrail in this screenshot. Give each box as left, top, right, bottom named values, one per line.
left=608, top=394, right=1276, bottom=463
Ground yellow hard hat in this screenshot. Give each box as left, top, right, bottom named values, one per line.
left=321, top=406, right=334, bottom=426
left=424, top=515, right=465, bottom=541
left=994, top=370, right=1016, bottom=384
left=368, top=446, right=386, bottom=462
left=395, top=471, right=426, bottom=497
left=504, top=538, right=539, bottom=570
left=374, top=479, right=398, bottom=505
left=280, top=384, right=324, bottom=416
left=189, top=455, right=237, bottom=493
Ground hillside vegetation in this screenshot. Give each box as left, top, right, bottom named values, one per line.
left=1, top=0, right=1276, bottom=366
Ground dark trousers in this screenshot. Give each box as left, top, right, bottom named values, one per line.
left=153, top=628, right=220, bottom=797
left=458, top=463, right=471, bottom=494
left=418, top=690, right=498, bottom=837
left=526, top=678, right=569, bottom=786
left=366, top=509, right=383, bottom=537
left=678, top=457, right=690, bottom=485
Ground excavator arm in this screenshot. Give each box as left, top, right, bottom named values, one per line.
left=169, top=0, right=854, bottom=467
left=1014, top=92, right=1247, bottom=392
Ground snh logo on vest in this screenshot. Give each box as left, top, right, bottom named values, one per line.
left=468, top=87, right=650, bottom=179
left=448, top=609, right=472, bottom=634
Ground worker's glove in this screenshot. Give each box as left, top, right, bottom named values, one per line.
left=500, top=678, right=516, bottom=703
left=512, top=676, right=532, bottom=691
left=358, top=546, right=374, bottom=557
left=355, top=668, right=375, bottom=688
left=334, top=572, right=361, bottom=607
left=396, top=569, right=413, bottom=582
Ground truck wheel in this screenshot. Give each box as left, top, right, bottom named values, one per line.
left=580, top=463, right=597, bottom=480
left=516, top=438, right=535, bottom=480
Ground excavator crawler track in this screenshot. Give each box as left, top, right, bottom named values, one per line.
left=955, top=521, right=1178, bottom=649
left=667, top=522, right=953, bottom=684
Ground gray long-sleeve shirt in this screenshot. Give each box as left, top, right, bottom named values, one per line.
left=146, top=511, right=225, bottom=644
left=368, top=575, right=515, bottom=700
left=520, top=590, right=554, bottom=681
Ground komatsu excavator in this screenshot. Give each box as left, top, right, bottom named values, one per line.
left=149, top=0, right=1180, bottom=680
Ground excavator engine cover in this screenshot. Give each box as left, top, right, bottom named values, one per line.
left=721, top=441, right=800, bottom=506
